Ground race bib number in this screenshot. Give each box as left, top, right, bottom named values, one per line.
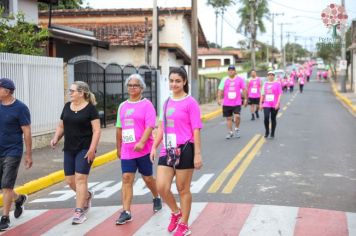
left=164, top=133, right=177, bottom=148
left=251, top=88, right=258, bottom=94
left=122, top=129, right=136, bottom=143
left=228, top=92, right=237, bottom=99
left=265, top=94, right=275, bottom=102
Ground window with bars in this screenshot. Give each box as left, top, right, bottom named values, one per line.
left=0, top=0, right=10, bottom=17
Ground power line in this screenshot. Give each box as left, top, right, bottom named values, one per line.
left=269, top=0, right=320, bottom=14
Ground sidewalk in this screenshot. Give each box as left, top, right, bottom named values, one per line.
left=330, top=79, right=356, bottom=115
left=14, top=102, right=221, bottom=189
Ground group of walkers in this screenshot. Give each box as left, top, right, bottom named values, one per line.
left=217, top=64, right=313, bottom=140
left=0, top=67, right=202, bottom=236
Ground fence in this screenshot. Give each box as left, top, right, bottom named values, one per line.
left=68, top=56, right=158, bottom=127
left=0, top=53, right=64, bottom=136
left=198, top=75, right=220, bottom=104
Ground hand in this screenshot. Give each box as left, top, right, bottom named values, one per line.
left=133, top=141, right=144, bottom=152
left=194, top=153, right=203, bottom=170
left=50, top=137, right=58, bottom=149
left=217, top=99, right=222, bottom=106
left=259, top=104, right=263, bottom=111
left=116, top=150, right=121, bottom=159
left=85, top=149, right=96, bottom=163
left=24, top=152, right=33, bottom=169
left=275, top=103, right=280, bottom=110
left=244, top=100, right=248, bottom=107
left=150, top=147, right=157, bottom=164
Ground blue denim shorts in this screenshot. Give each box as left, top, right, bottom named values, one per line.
left=64, top=149, right=92, bottom=175
left=121, top=154, right=153, bottom=176
left=0, top=156, right=22, bottom=189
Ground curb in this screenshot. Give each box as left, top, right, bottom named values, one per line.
left=0, top=108, right=222, bottom=206
left=0, top=150, right=117, bottom=206
left=330, top=80, right=356, bottom=114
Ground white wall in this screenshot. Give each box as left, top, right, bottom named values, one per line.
left=18, top=0, right=38, bottom=24
left=96, top=46, right=147, bottom=66
left=198, top=54, right=235, bottom=68
left=159, top=14, right=192, bottom=57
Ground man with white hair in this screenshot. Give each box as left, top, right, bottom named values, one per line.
left=0, top=78, right=32, bottom=231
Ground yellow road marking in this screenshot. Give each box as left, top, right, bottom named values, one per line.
left=277, top=113, right=283, bottom=118
left=283, top=106, right=288, bottom=111
left=222, top=136, right=265, bottom=194
left=287, top=102, right=291, bottom=106
left=207, top=134, right=261, bottom=193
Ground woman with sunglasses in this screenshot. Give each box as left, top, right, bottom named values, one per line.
left=115, top=74, right=162, bottom=225
left=50, top=81, right=101, bottom=225
left=150, top=67, right=203, bottom=236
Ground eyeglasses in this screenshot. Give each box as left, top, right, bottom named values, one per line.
left=68, top=89, right=79, bottom=94
left=127, top=84, right=141, bottom=89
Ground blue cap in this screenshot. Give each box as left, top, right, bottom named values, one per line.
left=227, top=65, right=236, bottom=70
left=0, top=78, right=15, bottom=90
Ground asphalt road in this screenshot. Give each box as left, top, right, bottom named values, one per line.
left=25, top=76, right=356, bottom=213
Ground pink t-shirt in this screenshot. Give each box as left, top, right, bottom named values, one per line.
left=222, top=76, right=245, bottom=106
left=288, top=77, right=295, bottom=86
left=299, top=77, right=305, bottom=85
left=262, top=81, right=282, bottom=108
left=116, top=98, right=156, bottom=160
left=159, top=95, right=202, bottom=156
left=322, top=71, right=328, bottom=78
left=247, top=77, right=261, bottom=98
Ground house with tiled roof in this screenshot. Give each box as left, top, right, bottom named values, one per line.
left=198, top=47, right=245, bottom=75
left=39, top=7, right=208, bottom=80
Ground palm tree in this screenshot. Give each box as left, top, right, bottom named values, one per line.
left=237, top=0, right=269, bottom=68
left=207, top=0, right=235, bottom=47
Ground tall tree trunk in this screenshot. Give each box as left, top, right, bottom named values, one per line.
left=220, top=8, right=224, bottom=48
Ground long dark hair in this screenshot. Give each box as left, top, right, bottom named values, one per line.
left=169, top=67, right=189, bottom=93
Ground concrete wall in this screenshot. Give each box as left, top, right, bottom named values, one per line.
left=198, top=55, right=235, bottom=68
left=18, top=0, right=38, bottom=24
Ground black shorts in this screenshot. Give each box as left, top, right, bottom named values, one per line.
left=0, top=156, right=22, bottom=189
left=248, top=97, right=260, bottom=105
left=223, top=105, right=241, bottom=117
left=158, top=143, right=194, bottom=169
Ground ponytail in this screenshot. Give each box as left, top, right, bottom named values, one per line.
left=88, top=92, right=97, bottom=105
left=73, top=81, right=97, bottom=105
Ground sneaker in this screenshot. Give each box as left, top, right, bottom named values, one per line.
left=0, top=216, right=10, bottom=231
left=234, top=129, right=241, bottom=138
left=270, top=133, right=275, bottom=138
left=72, top=208, right=87, bottom=225
left=83, top=190, right=94, bottom=213
left=264, top=132, right=269, bottom=138
left=153, top=197, right=162, bottom=212
left=225, top=132, right=233, bottom=139
left=174, top=222, right=191, bottom=236
left=116, top=211, right=132, bottom=225
left=168, top=210, right=182, bottom=232
left=251, top=114, right=255, bottom=120
left=14, top=194, right=27, bottom=218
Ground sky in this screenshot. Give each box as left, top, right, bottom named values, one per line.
left=84, top=0, right=356, bottom=52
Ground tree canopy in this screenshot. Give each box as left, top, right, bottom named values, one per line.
left=0, top=9, right=48, bottom=55
left=38, top=0, right=86, bottom=10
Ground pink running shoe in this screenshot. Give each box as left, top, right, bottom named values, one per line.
left=174, top=222, right=191, bottom=236
left=168, top=210, right=182, bottom=232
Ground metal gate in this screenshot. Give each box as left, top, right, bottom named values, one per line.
left=71, top=58, right=158, bottom=127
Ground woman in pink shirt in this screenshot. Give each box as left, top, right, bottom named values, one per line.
left=288, top=73, right=295, bottom=93
left=150, top=67, right=203, bottom=236
left=298, top=74, right=306, bottom=93
left=247, top=69, right=261, bottom=121
left=115, top=74, right=162, bottom=225
left=260, top=71, right=282, bottom=138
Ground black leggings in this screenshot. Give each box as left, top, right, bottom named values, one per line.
left=299, top=84, right=304, bottom=93
left=263, top=107, right=279, bottom=135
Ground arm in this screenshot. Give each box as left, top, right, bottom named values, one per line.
left=150, top=122, right=163, bottom=163
left=193, top=129, right=202, bottom=170
left=116, top=128, right=122, bottom=159
left=217, top=89, right=223, bottom=106
left=243, top=88, right=248, bottom=107
left=21, top=125, right=32, bottom=169
left=50, top=120, right=64, bottom=148
left=85, top=119, right=101, bottom=162
left=259, top=95, right=264, bottom=111
left=134, top=127, right=154, bottom=152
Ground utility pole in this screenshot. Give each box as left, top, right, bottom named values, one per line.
left=249, top=0, right=256, bottom=69
left=220, top=7, right=225, bottom=47
left=340, top=0, right=347, bottom=92
left=286, top=31, right=295, bottom=64
left=279, top=23, right=291, bottom=68
left=191, top=0, right=199, bottom=98
left=271, top=13, right=284, bottom=66
left=144, top=17, right=149, bottom=65
left=151, top=0, right=158, bottom=68
left=293, top=35, right=298, bottom=64
left=215, top=9, right=219, bottom=45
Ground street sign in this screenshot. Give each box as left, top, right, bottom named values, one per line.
left=339, top=60, right=347, bottom=70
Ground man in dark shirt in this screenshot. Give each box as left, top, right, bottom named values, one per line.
left=0, top=78, right=32, bottom=231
